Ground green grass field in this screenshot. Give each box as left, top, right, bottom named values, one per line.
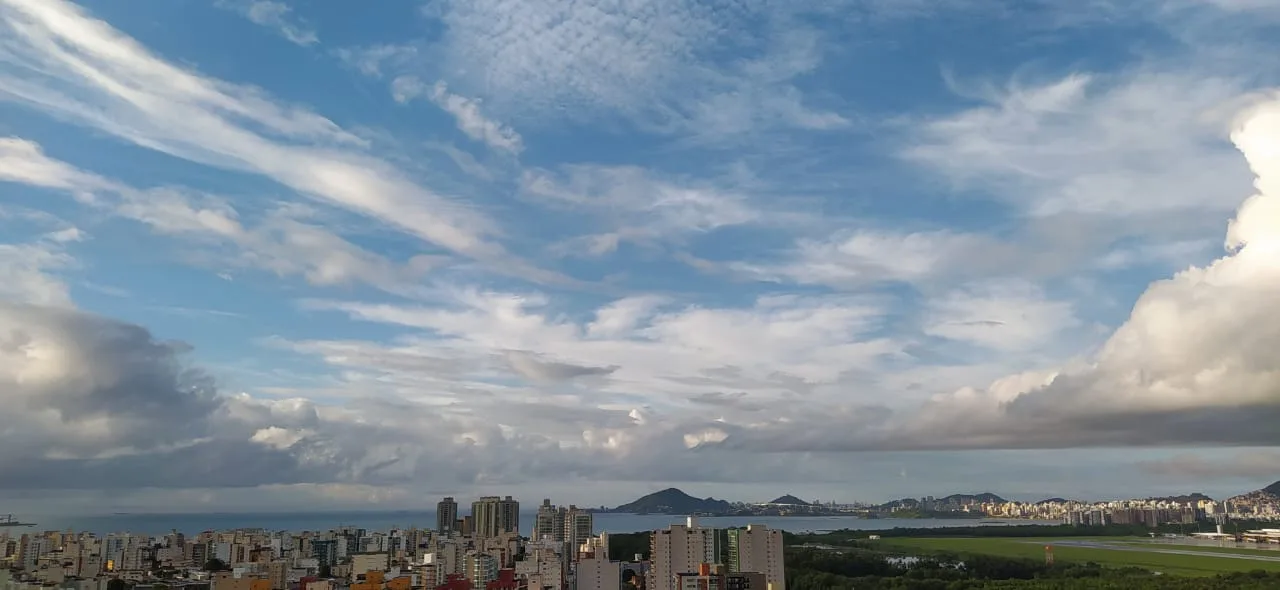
left=880, top=537, right=1280, bottom=577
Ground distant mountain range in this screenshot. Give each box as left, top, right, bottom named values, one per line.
left=942, top=493, right=1006, bottom=504
left=883, top=493, right=1006, bottom=507
left=603, top=481, right=1280, bottom=516
left=1144, top=492, right=1215, bottom=503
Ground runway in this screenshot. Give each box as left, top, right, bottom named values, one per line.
left=1042, top=539, right=1280, bottom=563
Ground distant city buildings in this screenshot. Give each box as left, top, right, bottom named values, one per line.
left=0, top=496, right=785, bottom=590
left=21, top=486, right=1280, bottom=590
left=975, top=496, right=1280, bottom=526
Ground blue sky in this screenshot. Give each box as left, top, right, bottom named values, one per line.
left=2, top=0, right=1280, bottom=514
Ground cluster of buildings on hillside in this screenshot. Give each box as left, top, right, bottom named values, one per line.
left=971, top=496, right=1280, bottom=524
left=0, top=497, right=784, bottom=590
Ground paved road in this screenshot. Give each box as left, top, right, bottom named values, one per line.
left=1041, top=539, right=1280, bottom=563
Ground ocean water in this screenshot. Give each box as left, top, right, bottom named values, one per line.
left=20, top=511, right=1060, bottom=536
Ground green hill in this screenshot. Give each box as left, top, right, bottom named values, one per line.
left=941, top=492, right=1006, bottom=504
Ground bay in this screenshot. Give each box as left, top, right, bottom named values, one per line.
left=21, top=512, right=1060, bottom=536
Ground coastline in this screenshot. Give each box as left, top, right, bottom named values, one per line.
left=23, top=511, right=1058, bottom=536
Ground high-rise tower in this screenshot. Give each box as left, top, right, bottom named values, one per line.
left=727, top=525, right=785, bottom=590
left=437, top=497, right=458, bottom=534
left=471, top=496, right=520, bottom=538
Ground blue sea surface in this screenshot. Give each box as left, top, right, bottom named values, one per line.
left=23, top=511, right=1060, bottom=536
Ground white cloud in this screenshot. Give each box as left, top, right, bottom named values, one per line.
left=389, top=75, right=428, bottom=104
left=0, top=137, right=444, bottom=295
left=868, top=96, right=1280, bottom=449
left=522, top=165, right=765, bottom=255
left=922, top=280, right=1079, bottom=352
left=587, top=296, right=668, bottom=339
left=217, top=0, right=318, bottom=46
left=334, top=44, right=418, bottom=78
left=429, top=0, right=744, bottom=120
left=424, top=0, right=852, bottom=137
left=904, top=71, right=1252, bottom=219
left=301, top=290, right=898, bottom=410
left=1095, top=239, right=1217, bottom=271
left=729, top=230, right=995, bottom=287
left=250, top=426, right=313, bottom=450
left=403, top=79, right=524, bottom=154
left=0, top=238, right=74, bottom=307
left=685, top=29, right=851, bottom=139
left=0, top=0, right=544, bottom=277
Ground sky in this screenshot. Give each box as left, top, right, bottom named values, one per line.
left=2, top=0, right=1280, bottom=516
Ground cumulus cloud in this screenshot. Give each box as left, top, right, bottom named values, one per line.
left=861, top=98, right=1280, bottom=450
left=0, top=303, right=222, bottom=461
left=0, top=299, right=736, bottom=493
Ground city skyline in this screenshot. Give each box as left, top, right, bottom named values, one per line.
left=3, top=0, right=1280, bottom=516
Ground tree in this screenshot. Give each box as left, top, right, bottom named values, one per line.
left=203, top=558, right=229, bottom=572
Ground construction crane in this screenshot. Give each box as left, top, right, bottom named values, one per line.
left=0, top=514, right=35, bottom=527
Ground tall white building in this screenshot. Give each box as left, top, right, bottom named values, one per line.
left=647, top=518, right=722, bottom=590
left=728, top=525, right=784, bottom=590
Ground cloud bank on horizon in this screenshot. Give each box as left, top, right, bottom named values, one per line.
left=1, top=0, right=1279, bottom=513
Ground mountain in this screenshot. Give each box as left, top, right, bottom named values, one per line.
left=1229, top=481, right=1280, bottom=503
left=1036, top=498, right=1069, bottom=505
left=940, top=493, right=1006, bottom=504
left=1144, top=492, right=1214, bottom=504
left=768, top=495, right=810, bottom=505
left=609, top=488, right=734, bottom=515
